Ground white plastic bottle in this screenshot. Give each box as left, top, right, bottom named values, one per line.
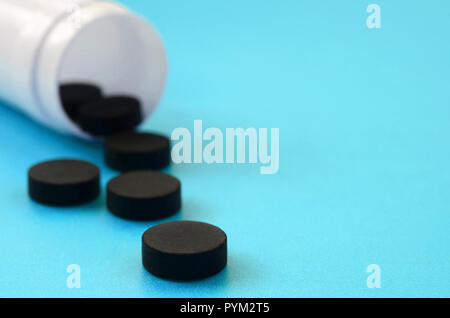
left=0, top=0, right=167, bottom=138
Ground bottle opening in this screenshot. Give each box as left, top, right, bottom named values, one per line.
left=46, top=8, right=166, bottom=137
left=59, top=82, right=143, bottom=136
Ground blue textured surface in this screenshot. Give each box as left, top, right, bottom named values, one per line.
left=0, top=0, right=449, bottom=297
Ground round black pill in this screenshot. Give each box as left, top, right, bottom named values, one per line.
left=77, top=96, right=142, bottom=136
left=142, top=221, right=227, bottom=281
left=28, top=159, right=100, bottom=207
left=59, top=83, right=102, bottom=120
left=105, top=131, right=171, bottom=171
left=107, top=170, right=181, bottom=221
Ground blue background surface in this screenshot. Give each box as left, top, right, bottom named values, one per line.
left=0, top=0, right=449, bottom=297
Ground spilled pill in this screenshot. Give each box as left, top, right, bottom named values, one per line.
left=59, top=83, right=102, bottom=120
left=107, top=170, right=181, bottom=221
left=77, top=96, right=142, bottom=136
left=104, top=131, right=171, bottom=171
left=28, top=159, right=100, bottom=207
left=142, top=221, right=227, bottom=281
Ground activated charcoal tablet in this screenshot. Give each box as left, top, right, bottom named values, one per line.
left=77, top=96, right=142, bottom=136
left=142, top=221, right=227, bottom=281
left=107, top=170, right=181, bottom=220
left=59, top=83, right=102, bottom=120
left=104, top=131, right=170, bottom=171
left=28, top=159, right=100, bottom=207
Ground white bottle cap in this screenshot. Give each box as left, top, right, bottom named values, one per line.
left=0, top=0, right=167, bottom=138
